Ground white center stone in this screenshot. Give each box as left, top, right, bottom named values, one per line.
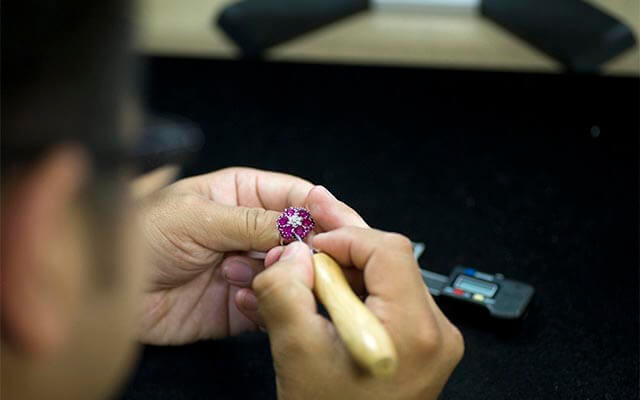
left=288, top=214, right=303, bottom=227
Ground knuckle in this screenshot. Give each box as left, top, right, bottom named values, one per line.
left=448, top=324, right=465, bottom=362
left=384, top=232, right=413, bottom=253
left=415, top=328, right=443, bottom=354
left=240, top=207, right=272, bottom=246
left=244, top=207, right=260, bottom=232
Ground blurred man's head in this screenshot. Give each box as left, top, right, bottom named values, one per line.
left=1, top=2, right=145, bottom=399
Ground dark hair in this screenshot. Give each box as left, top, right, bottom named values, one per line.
left=2, top=1, right=134, bottom=288
left=1, top=0, right=133, bottom=171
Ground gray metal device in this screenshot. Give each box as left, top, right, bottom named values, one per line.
left=412, top=242, right=534, bottom=319
left=421, top=267, right=534, bottom=319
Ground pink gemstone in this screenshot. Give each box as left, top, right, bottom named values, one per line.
left=281, top=225, right=293, bottom=238
left=277, top=207, right=315, bottom=242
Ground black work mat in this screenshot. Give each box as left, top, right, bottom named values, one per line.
left=118, top=57, right=639, bottom=400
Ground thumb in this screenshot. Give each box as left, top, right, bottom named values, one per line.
left=193, top=202, right=282, bottom=252
left=306, top=185, right=369, bottom=231
left=252, top=242, right=317, bottom=334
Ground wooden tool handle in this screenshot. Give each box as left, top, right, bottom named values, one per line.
left=312, top=252, right=398, bottom=378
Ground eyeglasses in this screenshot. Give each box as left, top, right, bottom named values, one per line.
left=1, top=114, right=204, bottom=176
left=131, top=114, right=204, bottom=174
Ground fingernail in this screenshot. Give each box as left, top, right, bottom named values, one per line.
left=280, top=242, right=304, bottom=260
left=223, top=260, right=254, bottom=284
left=242, top=291, right=258, bottom=311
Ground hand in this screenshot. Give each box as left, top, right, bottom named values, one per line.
left=251, top=228, right=464, bottom=400
left=136, top=167, right=367, bottom=344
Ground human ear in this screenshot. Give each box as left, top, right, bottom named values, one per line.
left=1, top=145, right=89, bottom=357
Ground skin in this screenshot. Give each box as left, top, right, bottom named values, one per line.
left=135, top=167, right=465, bottom=400
left=136, top=167, right=368, bottom=343
left=1, top=147, right=145, bottom=400
left=3, top=0, right=459, bottom=397
left=251, top=230, right=465, bottom=400
left=1, top=158, right=377, bottom=398
left=2, top=153, right=463, bottom=400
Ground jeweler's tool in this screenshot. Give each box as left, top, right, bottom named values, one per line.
left=277, top=207, right=398, bottom=378
left=411, top=242, right=534, bottom=320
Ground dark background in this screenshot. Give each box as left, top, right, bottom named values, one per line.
left=119, top=57, right=639, bottom=399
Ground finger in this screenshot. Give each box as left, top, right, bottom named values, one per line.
left=312, top=227, right=425, bottom=304
left=252, top=242, right=321, bottom=335
left=228, top=286, right=260, bottom=333
left=235, top=171, right=368, bottom=233
left=234, top=288, right=264, bottom=328
left=130, top=165, right=181, bottom=199
left=232, top=167, right=315, bottom=210
left=312, top=227, right=447, bottom=360
left=208, top=170, right=367, bottom=231
left=221, top=255, right=265, bottom=288
left=264, top=246, right=285, bottom=268
left=265, top=245, right=365, bottom=294
left=192, top=200, right=282, bottom=252
left=305, top=186, right=369, bottom=231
